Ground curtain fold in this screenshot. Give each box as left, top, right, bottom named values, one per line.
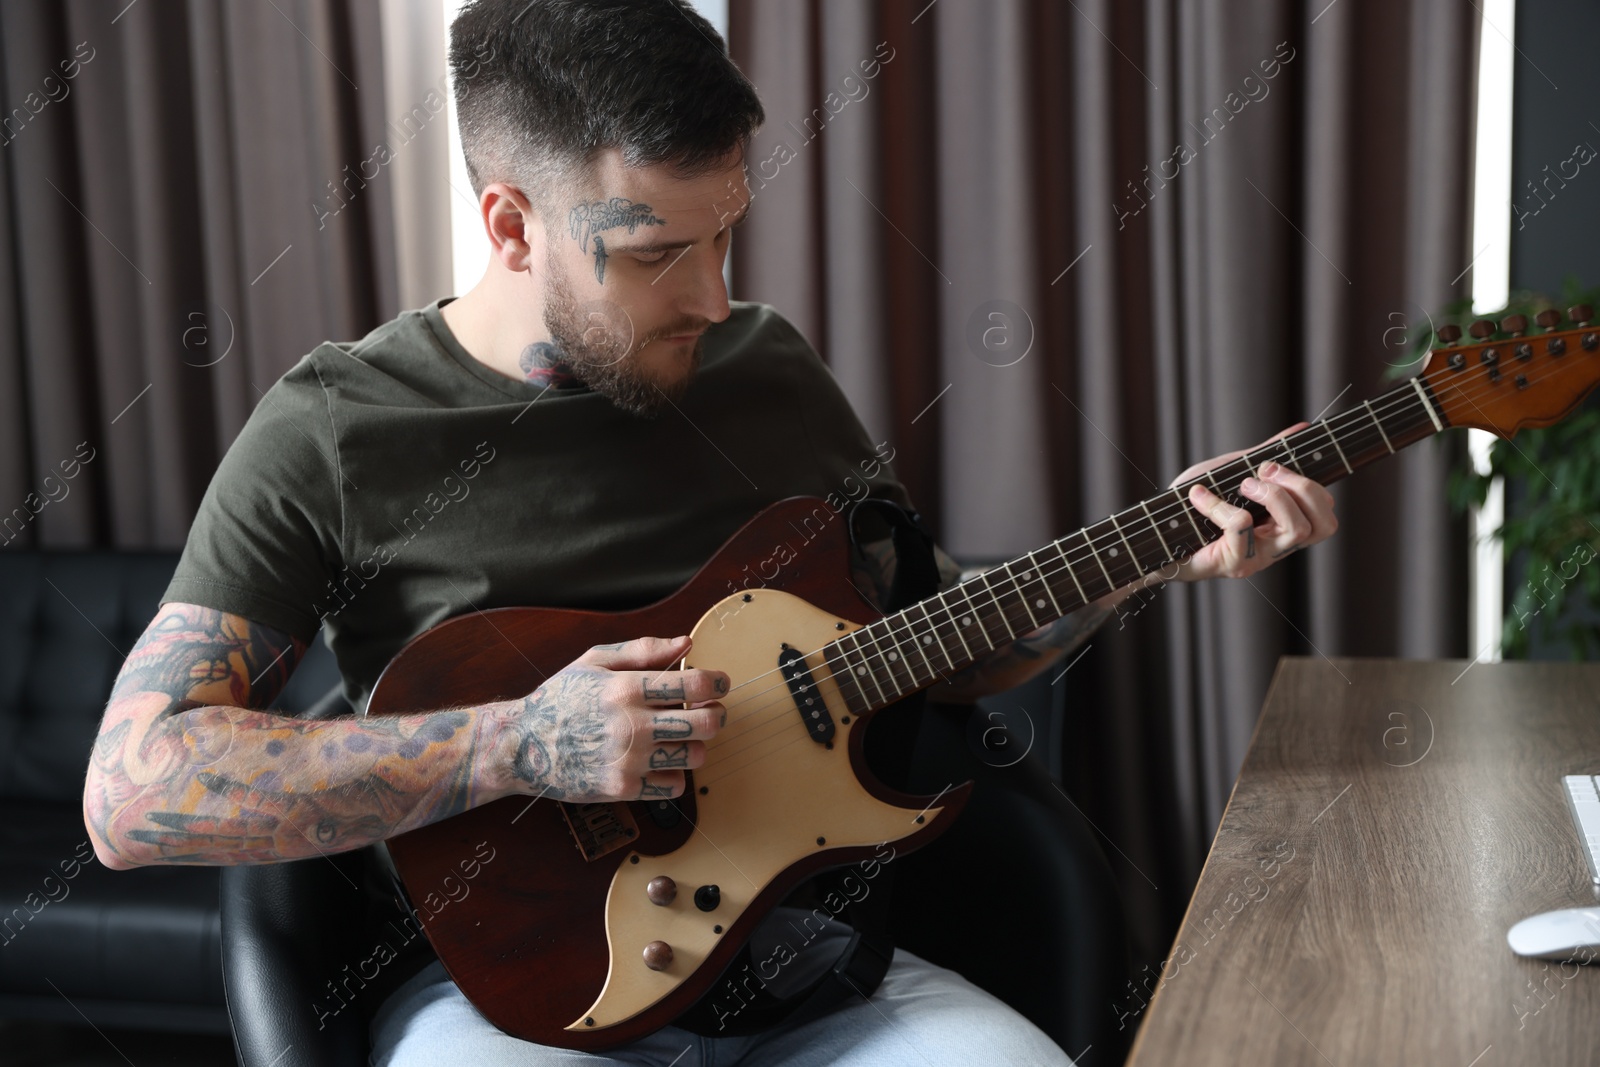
left=731, top=0, right=1475, bottom=961
left=0, top=0, right=396, bottom=550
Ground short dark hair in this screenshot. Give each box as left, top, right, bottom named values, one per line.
left=448, top=0, right=765, bottom=208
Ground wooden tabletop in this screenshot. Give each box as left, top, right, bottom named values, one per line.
left=1125, top=657, right=1600, bottom=1067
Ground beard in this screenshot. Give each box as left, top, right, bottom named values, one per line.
left=540, top=248, right=708, bottom=419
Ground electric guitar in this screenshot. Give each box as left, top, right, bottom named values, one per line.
left=367, top=306, right=1600, bottom=1049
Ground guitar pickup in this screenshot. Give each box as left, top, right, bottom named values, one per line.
left=779, top=644, right=835, bottom=744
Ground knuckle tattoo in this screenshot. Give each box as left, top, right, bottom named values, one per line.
left=652, top=715, right=693, bottom=741
left=643, top=674, right=687, bottom=701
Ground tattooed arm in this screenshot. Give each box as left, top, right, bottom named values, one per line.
left=848, top=537, right=1149, bottom=702
left=84, top=604, right=726, bottom=869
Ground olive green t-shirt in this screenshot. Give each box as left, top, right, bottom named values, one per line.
left=163, top=299, right=913, bottom=711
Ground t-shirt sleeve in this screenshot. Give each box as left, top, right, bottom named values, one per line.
left=161, top=355, right=343, bottom=642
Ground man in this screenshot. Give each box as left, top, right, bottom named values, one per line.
left=82, top=1, right=1337, bottom=1064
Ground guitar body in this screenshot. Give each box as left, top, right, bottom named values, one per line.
left=358, top=308, right=1600, bottom=1051
left=367, top=496, right=970, bottom=1050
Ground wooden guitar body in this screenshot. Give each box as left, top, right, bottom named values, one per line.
left=366, top=495, right=970, bottom=1050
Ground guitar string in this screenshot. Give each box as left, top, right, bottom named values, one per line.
left=705, top=345, right=1567, bottom=738
left=695, top=352, right=1597, bottom=788
left=693, top=342, right=1597, bottom=771
left=689, top=339, right=1596, bottom=768
left=700, top=335, right=1598, bottom=766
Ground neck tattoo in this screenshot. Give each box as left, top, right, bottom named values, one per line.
left=519, top=342, right=585, bottom=391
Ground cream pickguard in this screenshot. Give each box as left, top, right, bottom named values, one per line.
left=568, top=588, right=953, bottom=1032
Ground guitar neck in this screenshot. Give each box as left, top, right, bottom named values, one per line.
left=822, top=375, right=1448, bottom=715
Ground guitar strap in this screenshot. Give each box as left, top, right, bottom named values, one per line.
left=675, top=494, right=944, bottom=1038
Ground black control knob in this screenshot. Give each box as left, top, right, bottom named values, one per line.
left=694, top=884, right=721, bottom=912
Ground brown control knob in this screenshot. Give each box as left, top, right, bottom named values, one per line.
left=643, top=941, right=674, bottom=971
left=1535, top=309, right=1562, bottom=329
left=1468, top=319, right=1496, bottom=339
left=1436, top=324, right=1462, bottom=344
left=1500, top=313, right=1528, bottom=335
left=1569, top=303, right=1595, bottom=326
left=646, top=876, right=677, bottom=906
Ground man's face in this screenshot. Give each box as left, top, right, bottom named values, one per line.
left=534, top=149, right=751, bottom=417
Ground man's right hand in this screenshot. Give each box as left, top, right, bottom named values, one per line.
left=487, top=634, right=728, bottom=804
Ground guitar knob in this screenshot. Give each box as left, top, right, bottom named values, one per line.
left=646, top=876, right=677, bottom=906
left=1535, top=308, right=1563, bottom=329
left=1436, top=324, right=1462, bottom=345
left=1500, top=313, right=1528, bottom=336
left=643, top=941, right=674, bottom=971
left=1469, top=319, right=1496, bottom=340
left=1569, top=304, right=1594, bottom=326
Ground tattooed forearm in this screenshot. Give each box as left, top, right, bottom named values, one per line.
left=86, top=604, right=506, bottom=868
left=88, top=704, right=489, bottom=866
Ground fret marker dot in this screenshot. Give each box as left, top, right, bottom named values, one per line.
left=922, top=635, right=933, bottom=644
left=1313, top=450, right=1323, bottom=460
left=1168, top=519, right=1178, bottom=529
left=961, top=616, right=972, bottom=626
left=1035, top=598, right=1045, bottom=608
left=1108, top=547, right=1119, bottom=557
left=1022, top=570, right=1033, bottom=580
left=888, top=651, right=899, bottom=661
left=856, top=666, right=866, bottom=675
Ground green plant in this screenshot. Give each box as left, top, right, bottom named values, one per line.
left=1441, top=279, right=1600, bottom=659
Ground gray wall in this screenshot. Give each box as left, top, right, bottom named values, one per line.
left=1509, top=0, right=1600, bottom=295
left=1507, top=0, right=1600, bottom=660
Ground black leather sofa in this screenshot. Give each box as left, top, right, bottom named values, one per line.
left=0, top=550, right=341, bottom=1034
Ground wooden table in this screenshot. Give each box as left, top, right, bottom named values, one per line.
left=1126, top=657, right=1600, bottom=1066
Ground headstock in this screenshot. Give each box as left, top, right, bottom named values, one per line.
left=1421, top=304, right=1600, bottom=438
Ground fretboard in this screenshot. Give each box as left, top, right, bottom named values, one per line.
left=822, top=375, right=1448, bottom=715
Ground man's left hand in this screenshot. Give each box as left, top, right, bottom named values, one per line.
left=1170, top=422, right=1338, bottom=582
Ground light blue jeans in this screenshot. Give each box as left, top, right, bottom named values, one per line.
left=369, top=949, right=1073, bottom=1066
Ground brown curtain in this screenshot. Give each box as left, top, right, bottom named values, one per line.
left=730, top=0, right=1476, bottom=959
left=0, top=0, right=396, bottom=550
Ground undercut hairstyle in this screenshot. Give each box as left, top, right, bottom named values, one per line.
left=448, top=0, right=765, bottom=212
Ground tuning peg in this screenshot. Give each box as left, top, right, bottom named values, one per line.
left=1436, top=324, right=1462, bottom=345
left=1569, top=304, right=1594, bottom=326
left=1469, top=319, right=1497, bottom=340
left=1500, top=313, right=1528, bottom=336
left=1536, top=308, right=1562, bottom=329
